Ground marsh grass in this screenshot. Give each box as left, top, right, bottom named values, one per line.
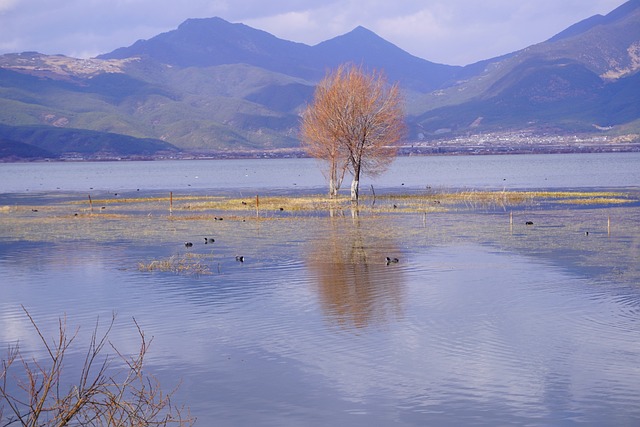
left=1, top=189, right=637, bottom=244
left=1, top=189, right=638, bottom=284
left=44, top=190, right=636, bottom=217
left=354, top=190, right=633, bottom=212
left=185, top=195, right=349, bottom=213
left=138, top=253, right=212, bottom=275
left=554, top=197, right=633, bottom=205
left=74, top=195, right=224, bottom=205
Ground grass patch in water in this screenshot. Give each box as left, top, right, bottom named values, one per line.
left=186, top=195, right=349, bottom=212
left=2, top=189, right=638, bottom=284
left=49, top=190, right=637, bottom=216
left=554, top=197, right=633, bottom=205
left=137, top=253, right=212, bottom=275
left=2, top=190, right=637, bottom=243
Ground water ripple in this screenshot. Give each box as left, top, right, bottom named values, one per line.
left=2, top=227, right=640, bottom=426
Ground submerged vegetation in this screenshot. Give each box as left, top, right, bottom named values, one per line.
left=68, top=189, right=638, bottom=214
left=1, top=188, right=638, bottom=282
left=0, top=190, right=636, bottom=231
left=138, top=253, right=213, bottom=275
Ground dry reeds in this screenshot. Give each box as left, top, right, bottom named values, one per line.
left=0, top=308, right=194, bottom=426
left=137, top=254, right=212, bottom=275
left=1, top=190, right=637, bottom=246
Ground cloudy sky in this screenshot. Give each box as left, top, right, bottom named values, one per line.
left=0, top=0, right=628, bottom=65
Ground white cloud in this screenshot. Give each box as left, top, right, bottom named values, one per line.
left=244, top=11, right=320, bottom=45
left=0, top=0, right=19, bottom=13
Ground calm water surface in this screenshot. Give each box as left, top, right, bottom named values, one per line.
left=1, top=153, right=640, bottom=426
left=1, top=152, right=639, bottom=193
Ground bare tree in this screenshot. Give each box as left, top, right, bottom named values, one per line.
left=301, top=64, right=406, bottom=201
left=1, top=307, right=194, bottom=427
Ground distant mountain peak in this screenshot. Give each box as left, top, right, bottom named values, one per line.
left=548, top=0, right=640, bottom=42
left=320, top=25, right=390, bottom=47
left=175, top=16, right=269, bottom=39
left=312, top=24, right=456, bottom=91
left=98, top=16, right=311, bottom=72
left=178, top=16, right=228, bottom=28
left=1, top=1, right=637, bottom=160
left=350, top=25, right=376, bottom=34
left=96, top=16, right=455, bottom=89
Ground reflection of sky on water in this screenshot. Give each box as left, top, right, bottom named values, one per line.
left=2, top=230, right=640, bottom=425
left=1, top=153, right=639, bottom=425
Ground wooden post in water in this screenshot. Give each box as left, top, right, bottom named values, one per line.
left=88, top=194, right=93, bottom=214
left=170, top=191, right=173, bottom=215
left=256, top=195, right=259, bottom=217
left=510, top=211, right=513, bottom=234
left=370, top=184, right=376, bottom=207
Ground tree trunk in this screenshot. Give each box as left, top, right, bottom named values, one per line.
left=350, top=164, right=361, bottom=201
left=350, top=179, right=359, bottom=201
left=328, top=157, right=345, bottom=198
left=329, top=177, right=338, bottom=198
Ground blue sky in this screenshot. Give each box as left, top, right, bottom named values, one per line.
left=0, top=0, right=628, bottom=65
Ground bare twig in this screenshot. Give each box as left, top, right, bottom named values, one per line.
left=0, top=309, right=194, bottom=427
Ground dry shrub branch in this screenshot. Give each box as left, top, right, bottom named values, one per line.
left=0, top=307, right=194, bottom=427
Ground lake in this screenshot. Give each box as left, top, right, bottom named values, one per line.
left=1, top=152, right=639, bottom=194
left=1, top=153, right=640, bottom=426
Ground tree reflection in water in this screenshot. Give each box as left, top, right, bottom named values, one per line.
left=305, top=214, right=406, bottom=329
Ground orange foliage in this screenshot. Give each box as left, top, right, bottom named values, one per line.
left=301, top=64, right=406, bottom=200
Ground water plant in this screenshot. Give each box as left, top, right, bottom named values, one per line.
left=137, top=254, right=212, bottom=275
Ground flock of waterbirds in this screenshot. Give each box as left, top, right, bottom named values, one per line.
left=182, top=238, right=399, bottom=265
left=181, top=237, right=245, bottom=263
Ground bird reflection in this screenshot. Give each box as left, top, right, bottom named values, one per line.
left=305, top=217, right=405, bottom=330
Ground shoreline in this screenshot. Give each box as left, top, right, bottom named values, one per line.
left=2, top=137, right=639, bottom=163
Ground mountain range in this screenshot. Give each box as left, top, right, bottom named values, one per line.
left=0, top=0, right=639, bottom=160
